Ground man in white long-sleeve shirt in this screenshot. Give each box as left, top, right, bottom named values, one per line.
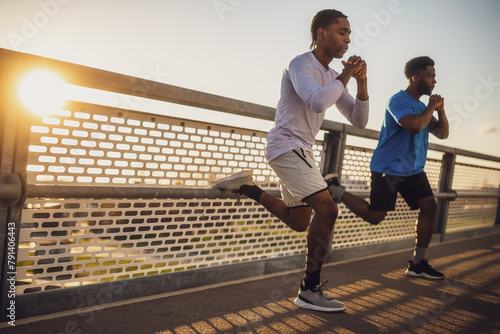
left=212, top=9, right=369, bottom=312
left=266, top=48, right=368, bottom=162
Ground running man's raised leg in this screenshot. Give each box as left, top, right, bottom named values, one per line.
left=258, top=192, right=312, bottom=232
left=325, top=174, right=386, bottom=225
left=211, top=170, right=312, bottom=232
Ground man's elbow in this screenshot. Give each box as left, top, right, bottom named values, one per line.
left=433, top=129, right=449, bottom=139
left=405, top=127, right=421, bottom=135
left=400, top=122, right=424, bottom=135
left=308, top=101, right=328, bottom=113
left=352, top=118, right=368, bottom=129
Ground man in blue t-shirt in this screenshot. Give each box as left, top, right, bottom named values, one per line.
left=328, top=56, right=449, bottom=279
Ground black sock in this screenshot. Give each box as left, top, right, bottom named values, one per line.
left=238, top=185, right=264, bottom=202
left=302, top=269, right=321, bottom=290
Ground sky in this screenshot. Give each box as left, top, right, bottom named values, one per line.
left=1, top=0, right=500, bottom=158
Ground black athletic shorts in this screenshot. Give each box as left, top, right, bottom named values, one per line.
left=369, top=171, right=434, bottom=211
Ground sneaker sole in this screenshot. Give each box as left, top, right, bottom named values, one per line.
left=211, top=177, right=252, bottom=190
left=293, top=297, right=346, bottom=312
left=405, top=270, right=445, bottom=280
left=323, top=173, right=338, bottom=179
left=211, top=170, right=253, bottom=190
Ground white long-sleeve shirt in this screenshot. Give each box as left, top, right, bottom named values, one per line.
left=265, top=51, right=369, bottom=162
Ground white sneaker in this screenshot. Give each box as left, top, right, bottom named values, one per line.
left=323, top=173, right=345, bottom=202
left=211, top=170, right=254, bottom=192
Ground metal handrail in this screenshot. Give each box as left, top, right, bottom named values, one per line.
left=18, top=185, right=498, bottom=200
left=349, top=190, right=500, bottom=200
left=24, top=184, right=281, bottom=200
left=0, top=184, right=21, bottom=200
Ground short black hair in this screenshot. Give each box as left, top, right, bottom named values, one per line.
left=310, top=9, right=348, bottom=49
left=404, top=56, right=435, bottom=79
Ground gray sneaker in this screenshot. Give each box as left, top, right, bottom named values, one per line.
left=211, top=170, right=254, bottom=192
left=293, top=281, right=346, bottom=312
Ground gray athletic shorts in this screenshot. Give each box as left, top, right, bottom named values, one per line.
left=268, top=149, right=328, bottom=208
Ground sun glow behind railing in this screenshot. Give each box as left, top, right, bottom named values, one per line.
left=18, top=69, right=69, bottom=117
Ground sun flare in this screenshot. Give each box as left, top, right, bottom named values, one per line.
left=18, top=69, right=67, bottom=116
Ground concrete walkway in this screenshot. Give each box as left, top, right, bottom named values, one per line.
left=2, top=232, right=500, bottom=334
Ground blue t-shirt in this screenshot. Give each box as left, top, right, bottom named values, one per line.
left=371, top=90, right=433, bottom=176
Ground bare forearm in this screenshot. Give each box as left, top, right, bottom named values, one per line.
left=336, top=69, right=355, bottom=88
left=400, top=94, right=443, bottom=135
left=432, top=109, right=449, bottom=139
left=401, top=106, right=435, bottom=134
left=356, top=77, right=368, bottom=101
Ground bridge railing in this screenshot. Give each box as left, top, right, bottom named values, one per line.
left=1, top=48, right=499, bottom=321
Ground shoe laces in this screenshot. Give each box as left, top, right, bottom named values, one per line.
left=415, top=259, right=430, bottom=268
left=313, top=280, right=334, bottom=300
left=411, top=259, right=441, bottom=274
left=420, top=260, right=442, bottom=274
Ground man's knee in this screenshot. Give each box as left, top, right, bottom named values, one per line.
left=289, top=218, right=310, bottom=232
left=286, top=207, right=312, bottom=232
left=316, top=204, right=338, bottom=222
left=305, top=191, right=338, bottom=221
left=419, top=197, right=437, bottom=216
left=367, top=210, right=386, bottom=225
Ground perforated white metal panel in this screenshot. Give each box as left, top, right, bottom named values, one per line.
left=452, top=163, right=500, bottom=191
left=28, top=102, right=315, bottom=188
left=424, top=158, right=443, bottom=191
left=17, top=197, right=305, bottom=294
left=447, top=162, right=500, bottom=232
left=341, top=147, right=371, bottom=191
left=446, top=198, right=498, bottom=232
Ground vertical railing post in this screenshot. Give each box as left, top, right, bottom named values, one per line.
left=322, top=129, right=346, bottom=262
left=321, top=128, right=346, bottom=177
left=0, top=49, right=21, bottom=324
left=435, top=152, right=456, bottom=242
left=495, top=186, right=500, bottom=226
left=0, top=49, right=31, bottom=323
